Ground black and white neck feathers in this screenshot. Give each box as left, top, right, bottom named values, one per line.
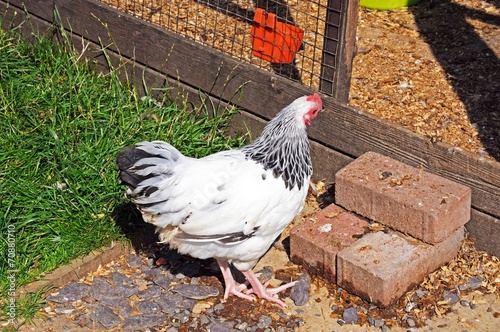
left=241, top=99, right=314, bottom=190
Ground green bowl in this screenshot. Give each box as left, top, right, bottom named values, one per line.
left=360, top=0, right=421, bottom=10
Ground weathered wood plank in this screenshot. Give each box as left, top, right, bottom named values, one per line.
left=5, top=0, right=52, bottom=21
left=467, top=210, right=500, bottom=258
left=0, top=0, right=53, bottom=40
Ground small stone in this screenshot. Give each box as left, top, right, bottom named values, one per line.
left=337, top=319, right=345, bottom=326
left=442, top=290, right=460, bottom=305
left=200, top=315, right=210, bottom=325
left=257, top=316, right=272, bottom=329
left=206, top=320, right=236, bottom=332
left=405, top=301, right=416, bottom=312
left=458, top=284, right=468, bottom=291
left=111, top=272, right=132, bottom=285
left=459, top=276, right=483, bottom=291
left=470, top=303, right=477, bottom=310
left=235, top=322, right=248, bottom=331
left=138, top=300, right=162, bottom=314
left=277, top=312, right=288, bottom=319
left=119, top=303, right=135, bottom=318
left=93, top=304, right=122, bottom=329
left=256, top=266, right=273, bottom=284
left=46, top=282, right=89, bottom=303
left=142, top=266, right=163, bottom=277
left=170, top=284, right=219, bottom=300
left=290, top=273, right=311, bottom=306
left=153, top=273, right=175, bottom=289
left=330, top=304, right=338, bottom=311
left=116, top=283, right=139, bottom=297
left=146, top=257, right=155, bottom=267
left=54, top=307, right=74, bottom=314
left=154, top=293, right=196, bottom=316
left=138, top=285, right=163, bottom=300
left=487, top=307, right=493, bottom=312
left=127, top=254, right=143, bottom=268
left=342, top=306, right=359, bottom=323
left=467, top=276, right=483, bottom=289
left=89, top=278, right=120, bottom=302
left=460, top=300, right=470, bottom=307
left=214, top=303, right=225, bottom=311
left=122, top=313, right=166, bottom=330
left=367, top=316, right=385, bottom=327
left=359, top=306, right=368, bottom=314
left=381, top=325, right=389, bottom=332
left=407, top=318, right=416, bottom=327
left=415, top=289, right=429, bottom=298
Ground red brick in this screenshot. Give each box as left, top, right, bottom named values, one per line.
left=289, top=204, right=369, bottom=283
left=337, top=227, right=464, bottom=307
left=335, top=151, right=471, bottom=244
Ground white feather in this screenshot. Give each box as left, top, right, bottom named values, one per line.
left=127, top=143, right=308, bottom=271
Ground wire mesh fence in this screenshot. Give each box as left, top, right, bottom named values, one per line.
left=97, top=0, right=354, bottom=98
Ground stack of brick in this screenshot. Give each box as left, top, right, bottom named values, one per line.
left=290, top=151, right=471, bottom=307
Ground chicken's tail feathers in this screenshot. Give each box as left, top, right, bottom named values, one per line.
left=115, top=141, right=183, bottom=190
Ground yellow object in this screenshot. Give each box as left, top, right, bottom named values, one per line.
left=360, top=0, right=421, bottom=10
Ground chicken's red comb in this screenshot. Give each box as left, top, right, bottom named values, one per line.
left=306, top=93, right=322, bottom=107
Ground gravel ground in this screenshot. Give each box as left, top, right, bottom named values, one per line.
left=17, top=243, right=500, bottom=332
left=34, top=250, right=306, bottom=331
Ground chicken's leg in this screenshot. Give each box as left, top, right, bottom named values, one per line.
left=216, top=259, right=255, bottom=302
left=241, top=269, right=297, bottom=308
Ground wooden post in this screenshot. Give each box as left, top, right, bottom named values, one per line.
left=319, top=0, right=359, bottom=103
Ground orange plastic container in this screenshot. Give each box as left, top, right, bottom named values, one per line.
left=251, top=8, right=304, bottom=64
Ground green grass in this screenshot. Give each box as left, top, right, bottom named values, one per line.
left=0, top=27, right=243, bottom=323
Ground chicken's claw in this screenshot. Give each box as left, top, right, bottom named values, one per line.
left=242, top=270, right=296, bottom=308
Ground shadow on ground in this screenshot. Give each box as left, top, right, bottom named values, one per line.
left=411, top=0, right=500, bottom=160
left=111, top=202, right=245, bottom=281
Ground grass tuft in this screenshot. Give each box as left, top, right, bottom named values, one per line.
left=0, top=27, right=243, bottom=322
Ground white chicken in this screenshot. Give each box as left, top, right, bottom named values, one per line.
left=116, top=93, right=322, bottom=307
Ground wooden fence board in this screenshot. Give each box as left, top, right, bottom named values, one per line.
left=314, top=101, right=500, bottom=216
left=1, top=0, right=53, bottom=39
left=3, top=0, right=499, bottom=257
left=468, top=210, right=500, bottom=257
